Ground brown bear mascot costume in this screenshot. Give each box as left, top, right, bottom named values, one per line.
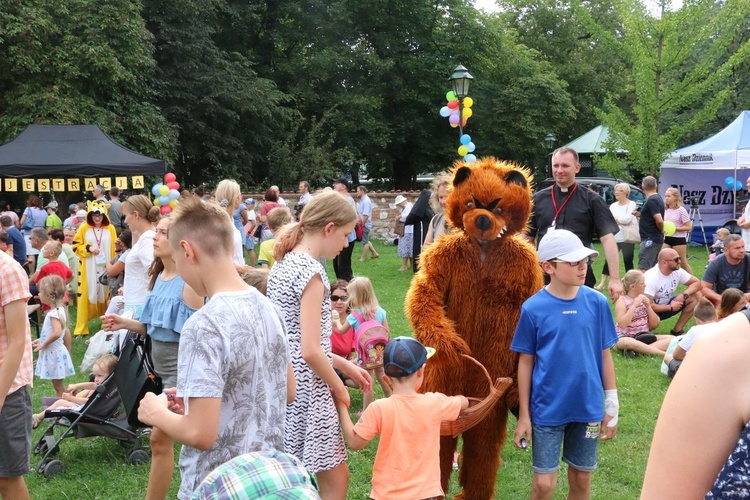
left=405, top=158, right=543, bottom=499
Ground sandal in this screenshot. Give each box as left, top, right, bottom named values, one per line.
left=669, top=329, right=684, bottom=336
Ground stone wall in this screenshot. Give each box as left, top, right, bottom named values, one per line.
left=243, top=190, right=426, bottom=242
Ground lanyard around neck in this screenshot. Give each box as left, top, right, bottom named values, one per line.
left=551, top=183, right=578, bottom=226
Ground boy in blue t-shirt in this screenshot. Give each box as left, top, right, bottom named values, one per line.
left=511, top=229, right=619, bottom=500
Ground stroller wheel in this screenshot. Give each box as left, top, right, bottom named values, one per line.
left=35, top=435, right=60, bottom=457
left=42, top=459, right=65, bottom=478
left=127, top=448, right=150, bottom=466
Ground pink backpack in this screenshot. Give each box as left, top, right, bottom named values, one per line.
left=351, top=310, right=390, bottom=370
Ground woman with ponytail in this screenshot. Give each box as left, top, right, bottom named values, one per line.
left=267, top=190, right=358, bottom=499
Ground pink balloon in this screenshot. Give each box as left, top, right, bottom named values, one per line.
left=160, top=205, right=172, bottom=215
left=167, top=181, right=180, bottom=190
left=164, top=173, right=177, bottom=183
left=449, top=114, right=460, bottom=125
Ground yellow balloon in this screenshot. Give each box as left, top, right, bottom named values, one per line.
left=450, top=122, right=458, bottom=128
left=168, top=199, right=179, bottom=209
left=159, top=185, right=169, bottom=196
left=153, top=197, right=162, bottom=207
left=458, top=145, right=469, bottom=156
left=462, top=108, right=473, bottom=118
left=463, top=97, right=474, bottom=108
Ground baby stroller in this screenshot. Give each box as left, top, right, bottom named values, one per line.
left=33, top=371, right=150, bottom=478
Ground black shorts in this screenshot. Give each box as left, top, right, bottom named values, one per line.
left=657, top=296, right=686, bottom=320
left=664, top=236, right=687, bottom=247
left=0, top=386, right=32, bottom=477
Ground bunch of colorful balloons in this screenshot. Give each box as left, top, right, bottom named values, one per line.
left=725, top=176, right=743, bottom=191
left=151, top=172, right=181, bottom=215
left=439, top=90, right=477, bottom=163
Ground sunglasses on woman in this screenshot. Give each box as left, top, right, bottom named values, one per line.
left=331, top=295, right=348, bottom=302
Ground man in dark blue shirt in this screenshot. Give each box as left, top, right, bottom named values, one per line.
left=637, top=176, right=665, bottom=271
left=1, top=215, right=27, bottom=267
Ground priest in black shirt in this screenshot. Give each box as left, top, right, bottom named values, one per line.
left=528, top=147, right=623, bottom=299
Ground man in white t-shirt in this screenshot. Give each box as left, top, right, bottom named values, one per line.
left=644, top=248, right=703, bottom=335
left=298, top=181, right=312, bottom=205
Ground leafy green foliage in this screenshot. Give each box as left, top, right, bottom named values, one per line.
left=0, top=0, right=177, bottom=162
left=576, top=0, right=750, bottom=175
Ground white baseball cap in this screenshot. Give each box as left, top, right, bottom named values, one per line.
left=537, top=229, right=598, bottom=263
left=76, top=209, right=87, bottom=218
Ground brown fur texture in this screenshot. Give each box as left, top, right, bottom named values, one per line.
left=405, top=157, right=543, bottom=499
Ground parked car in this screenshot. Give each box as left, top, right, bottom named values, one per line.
left=536, top=177, right=646, bottom=208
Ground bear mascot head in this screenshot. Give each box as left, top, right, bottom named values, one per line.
left=405, top=157, right=543, bottom=499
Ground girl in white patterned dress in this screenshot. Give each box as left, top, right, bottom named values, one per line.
left=268, top=190, right=358, bottom=500
left=33, top=275, right=74, bottom=396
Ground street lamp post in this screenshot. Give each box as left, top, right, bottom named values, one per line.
left=545, top=133, right=556, bottom=176
left=448, top=65, right=474, bottom=137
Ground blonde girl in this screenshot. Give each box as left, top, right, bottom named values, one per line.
left=267, top=190, right=360, bottom=499
left=422, top=174, right=453, bottom=248
left=33, top=275, right=74, bottom=396
left=614, top=270, right=673, bottom=356
left=333, top=277, right=392, bottom=412
left=121, top=195, right=160, bottom=319
left=663, top=187, right=693, bottom=275
left=214, top=179, right=246, bottom=266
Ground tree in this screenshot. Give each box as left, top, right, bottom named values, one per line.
left=0, top=0, right=177, bottom=162
left=498, top=0, right=629, bottom=144
left=577, top=0, right=750, bottom=176
left=142, top=0, right=293, bottom=188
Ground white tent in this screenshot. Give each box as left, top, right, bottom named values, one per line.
left=660, top=111, right=750, bottom=242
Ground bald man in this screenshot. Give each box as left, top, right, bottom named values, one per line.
left=643, top=248, right=703, bottom=335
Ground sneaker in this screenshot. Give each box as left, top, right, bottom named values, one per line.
left=621, top=349, right=636, bottom=358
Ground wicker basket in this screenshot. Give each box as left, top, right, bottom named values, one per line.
left=440, top=355, right=513, bottom=437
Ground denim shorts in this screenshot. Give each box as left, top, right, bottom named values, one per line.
left=361, top=226, right=371, bottom=245
left=531, top=422, right=600, bottom=474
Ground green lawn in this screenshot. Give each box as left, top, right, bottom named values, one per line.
left=25, top=240, right=709, bottom=499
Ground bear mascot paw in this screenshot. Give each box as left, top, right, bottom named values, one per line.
left=405, top=158, right=543, bottom=499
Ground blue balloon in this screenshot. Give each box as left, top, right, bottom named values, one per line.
left=460, top=134, right=472, bottom=145
left=726, top=177, right=735, bottom=188
left=736, top=180, right=743, bottom=191
left=439, top=106, right=451, bottom=117
left=152, top=183, right=163, bottom=196
left=168, top=189, right=180, bottom=200
left=467, top=142, right=476, bottom=153
left=464, top=154, right=477, bottom=163
left=159, top=195, right=169, bottom=205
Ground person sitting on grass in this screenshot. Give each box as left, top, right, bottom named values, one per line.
left=31, top=354, right=117, bottom=429
left=336, top=337, right=468, bottom=500
left=643, top=248, right=703, bottom=336
left=662, top=298, right=717, bottom=378
left=614, top=270, right=672, bottom=356
left=257, top=207, right=292, bottom=269
left=716, top=287, right=747, bottom=320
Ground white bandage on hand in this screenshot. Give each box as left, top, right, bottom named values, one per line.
left=604, top=389, right=619, bottom=427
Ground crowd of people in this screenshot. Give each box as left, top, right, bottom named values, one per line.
left=2, top=154, right=750, bottom=499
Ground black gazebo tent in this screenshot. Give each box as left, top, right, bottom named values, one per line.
left=0, top=124, right=166, bottom=177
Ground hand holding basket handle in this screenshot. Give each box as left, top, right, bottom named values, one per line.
left=440, top=355, right=513, bottom=437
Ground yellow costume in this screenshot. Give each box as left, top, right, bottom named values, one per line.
left=72, top=200, right=117, bottom=335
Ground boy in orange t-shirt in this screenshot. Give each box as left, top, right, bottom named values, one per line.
left=336, top=337, right=468, bottom=500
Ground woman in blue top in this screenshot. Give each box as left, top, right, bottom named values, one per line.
left=103, top=216, right=203, bottom=500
left=20, top=195, right=48, bottom=272
left=233, top=200, right=249, bottom=247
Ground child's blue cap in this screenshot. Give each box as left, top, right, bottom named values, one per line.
left=384, top=337, right=435, bottom=378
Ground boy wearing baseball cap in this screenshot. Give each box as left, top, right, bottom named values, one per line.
left=511, top=229, right=619, bottom=500
left=336, top=336, right=468, bottom=500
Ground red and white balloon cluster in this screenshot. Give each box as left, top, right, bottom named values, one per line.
left=439, top=91, right=476, bottom=163
left=151, top=172, right=181, bottom=215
